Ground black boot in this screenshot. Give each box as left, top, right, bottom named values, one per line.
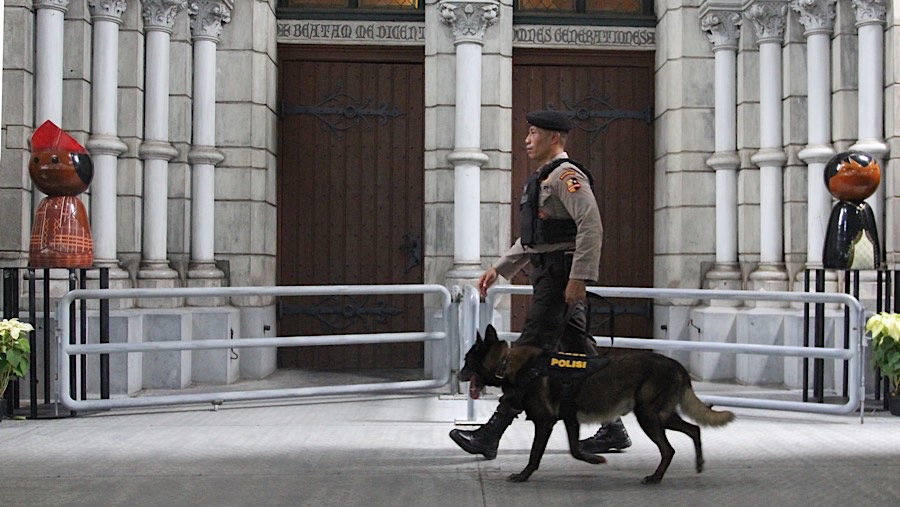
left=449, top=404, right=519, bottom=460
left=579, top=417, right=632, bottom=453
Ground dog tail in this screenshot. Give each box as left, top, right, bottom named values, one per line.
left=679, top=384, right=735, bottom=427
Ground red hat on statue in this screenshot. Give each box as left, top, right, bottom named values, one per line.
left=29, top=120, right=94, bottom=196
left=32, top=120, right=89, bottom=154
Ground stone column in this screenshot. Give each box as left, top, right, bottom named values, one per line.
left=137, top=0, right=187, bottom=298
left=0, top=2, right=4, bottom=162
left=439, top=0, right=499, bottom=284
left=87, top=0, right=129, bottom=279
left=746, top=1, right=790, bottom=295
left=701, top=8, right=743, bottom=296
left=792, top=0, right=836, bottom=272
left=186, top=0, right=231, bottom=301
left=33, top=0, right=70, bottom=206
left=851, top=0, right=888, bottom=241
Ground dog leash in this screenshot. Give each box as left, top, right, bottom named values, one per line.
left=551, top=298, right=613, bottom=356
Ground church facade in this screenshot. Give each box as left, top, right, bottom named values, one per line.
left=0, top=0, right=896, bottom=394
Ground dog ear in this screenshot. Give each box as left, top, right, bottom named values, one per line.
left=484, top=324, right=499, bottom=343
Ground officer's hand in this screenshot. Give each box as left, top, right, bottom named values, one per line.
left=479, top=268, right=498, bottom=299
left=565, top=279, right=587, bottom=306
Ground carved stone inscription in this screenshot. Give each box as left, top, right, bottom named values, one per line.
left=277, top=21, right=425, bottom=45
left=277, top=20, right=655, bottom=50
left=513, top=25, right=655, bottom=49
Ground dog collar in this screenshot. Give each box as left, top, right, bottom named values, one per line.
left=494, top=352, right=509, bottom=380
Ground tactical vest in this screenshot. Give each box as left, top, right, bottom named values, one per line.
left=520, top=158, right=595, bottom=246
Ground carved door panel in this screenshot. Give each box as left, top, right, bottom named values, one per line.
left=511, top=49, right=655, bottom=339
left=277, top=46, right=424, bottom=369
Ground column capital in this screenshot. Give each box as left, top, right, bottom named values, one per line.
left=706, top=151, right=741, bottom=171
left=851, top=0, right=886, bottom=28
left=750, top=148, right=788, bottom=167
left=744, top=0, right=789, bottom=44
left=701, top=10, right=742, bottom=51
left=790, top=0, right=836, bottom=36
left=188, top=146, right=225, bottom=166
left=142, top=0, right=188, bottom=33
left=439, top=0, right=500, bottom=45
left=86, top=135, right=128, bottom=157
left=188, top=0, right=233, bottom=43
left=33, top=0, right=70, bottom=12
left=88, top=0, right=127, bottom=23
left=797, top=144, right=835, bottom=164
left=447, top=149, right=489, bottom=167
left=139, top=140, right=179, bottom=161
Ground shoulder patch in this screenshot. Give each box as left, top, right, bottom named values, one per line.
left=565, top=177, right=581, bottom=193
left=558, top=169, right=578, bottom=181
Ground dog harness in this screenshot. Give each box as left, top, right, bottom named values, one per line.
left=505, top=351, right=609, bottom=420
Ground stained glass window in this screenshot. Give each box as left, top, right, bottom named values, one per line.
left=517, top=0, right=644, bottom=14
left=586, top=0, right=643, bottom=14
left=280, top=0, right=419, bottom=8
left=360, top=0, right=418, bottom=7
left=281, top=0, right=345, bottom=7
left=278, top=0, right=646, bottom=15
left=517, top=0, right=575, bottom=13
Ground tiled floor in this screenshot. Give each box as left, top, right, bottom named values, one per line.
left=1, top=380, right=898, bottom=506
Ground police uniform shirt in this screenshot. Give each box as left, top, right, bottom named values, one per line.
left=494, top=152, right=603, bottom=282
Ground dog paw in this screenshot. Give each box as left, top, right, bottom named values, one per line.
left=641, top=475, right=662, bottom=485
left=507, top=473, right=530, bottom=483
left=583, top=454, right=607, bottom=465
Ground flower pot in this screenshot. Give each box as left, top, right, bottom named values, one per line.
left=891, top=394, right=900, bottom=417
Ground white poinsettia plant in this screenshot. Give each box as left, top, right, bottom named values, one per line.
left=865, top=312, right=900, bottom=396
left=0, top=318, right=33, bottom=396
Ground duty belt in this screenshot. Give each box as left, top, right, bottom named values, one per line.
left=529, top=250, right=572, bottom=268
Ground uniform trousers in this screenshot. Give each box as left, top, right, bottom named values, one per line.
left=515, top=250, right=596, bottom=354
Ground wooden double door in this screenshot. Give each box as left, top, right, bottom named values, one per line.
left=277, top=46, right=425, bottom=369
left=511, top=49, right=655, bottom=339
left=276, top=46, right=655, bottom=369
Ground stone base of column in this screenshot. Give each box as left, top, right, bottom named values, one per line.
left=703, top=263, right=742, bottom=306
left=445, top=262, right=484, bottom=290
left=748, top=263, right=789, bottom=308
left=136, top=261, right=183, bottom=308
left=28, top=268, right=84, bottom=302
left=839, top=269, right=882, bottom=314
left=86, top=260, right=134, bottom=310
left=791, top=266, right=839, bottom=310
left=187, top=261, right=226, bottom=307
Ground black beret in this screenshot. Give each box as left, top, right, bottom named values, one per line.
left=526, top=110, right=573, bottom=132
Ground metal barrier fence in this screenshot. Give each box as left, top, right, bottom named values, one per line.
left=58, top=284, right=452, bottom=411
left=481, top=285, right=866, bottom=420
left=457, top=285, right=481, bottom=422
left=51, top=281, right=868, bottom=419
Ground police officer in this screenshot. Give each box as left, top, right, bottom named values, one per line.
left=449, top=110, right=631, bottom=460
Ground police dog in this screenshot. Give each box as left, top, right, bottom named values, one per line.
left=459, top=325, right=735, bottom=484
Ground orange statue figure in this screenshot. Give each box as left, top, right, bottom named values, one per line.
left=28, top=120, right=94, bottom=268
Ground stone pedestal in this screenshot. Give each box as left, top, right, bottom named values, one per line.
left=142, top=313, right=192, bottom=389
left=687, top=305, right=737, bottom=381
left=136, top=271, right=183, bottom=309
left=704, top=263, right=742, bottom=306
left=238, top=305, right=278, bottom=380
left=735, top=308, right=787, bottom=386
left=747, top=263, right=790, bottom=307
left=191, top=308, right=240, bottom=384
left=86, top=313, right=144, bottom=396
